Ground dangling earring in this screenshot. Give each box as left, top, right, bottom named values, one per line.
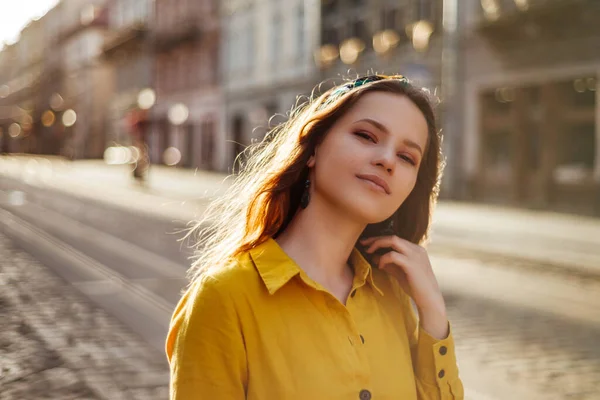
left=300, top=179, right=311, bottom=209
left=382, top=218, right=395, bottom=235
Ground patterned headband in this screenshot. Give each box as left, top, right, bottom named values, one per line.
left=326, top=74, right=411, bottom=105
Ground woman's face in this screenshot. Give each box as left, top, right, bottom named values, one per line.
left=310, top=91, right=429, bottom=224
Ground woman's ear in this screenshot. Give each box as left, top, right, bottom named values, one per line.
left=307, top=148, right=317, bottom=168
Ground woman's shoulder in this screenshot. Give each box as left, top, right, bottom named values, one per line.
left=167, top=250, right=260, bottom=334
left=166, top=251, right=259, bottom=361
left=188, top=250, right=261, bottom=298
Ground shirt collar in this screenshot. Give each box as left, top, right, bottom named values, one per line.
left=249, top=237, right=384, bottom=296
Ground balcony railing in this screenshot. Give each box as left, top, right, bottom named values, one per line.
left=153, top=16, right=202, bottom=52
left=476, top=0, right=600, bottom=49
left=102, top=22, right=149, bottom=58
left=57, top=9, right=108, bottom=44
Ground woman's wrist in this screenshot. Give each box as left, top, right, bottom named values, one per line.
left=417, top=304, right=449, bottom=340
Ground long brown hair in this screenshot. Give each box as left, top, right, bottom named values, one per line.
left=185, top=75, right=445, bottom=283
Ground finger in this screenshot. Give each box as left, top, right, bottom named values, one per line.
left=378, top=251, right=410, bottom=273
left=379, top=252, right=411, bottom=286
left=365, top=236, right=411, bottom=255
left=382, top=264, right=410, bottom=294
left=371, top=253, right=381, bottom=266
left=359, top=236, right=379, bottom=245
left=359, top=235, right=397, bottom=245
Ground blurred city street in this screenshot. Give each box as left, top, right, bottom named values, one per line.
left=0, top=233, right=169, bottom=400
left=1, top=155, right=600, bottom=399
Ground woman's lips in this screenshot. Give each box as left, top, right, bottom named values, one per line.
left=356, top=174, right=391, bottom=194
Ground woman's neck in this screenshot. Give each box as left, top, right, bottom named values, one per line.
left=275, top=196, right=365, bottom=290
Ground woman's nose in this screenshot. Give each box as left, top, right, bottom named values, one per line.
left=374, top=149, right=395, bottom=174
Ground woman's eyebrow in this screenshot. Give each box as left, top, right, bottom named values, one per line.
left=354, top=118, right=423, bottom=156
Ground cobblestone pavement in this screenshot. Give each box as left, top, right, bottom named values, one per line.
left=440, top=249, right=600, bottom=400
left=0, top=234, right=169, bottom=400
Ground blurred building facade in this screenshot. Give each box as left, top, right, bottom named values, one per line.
left=151, top=0, right=222, bottom=170
left=37, top=3, right=68, bottom=156
left=458, top=0, right=600, bottom=215
left=102, top=0, right=154, bottom=150
left=0, top=0, right=114, bottom=159
left=220, top=0, right=319, bottom=170
left=0, top=45, right=17, bottom=153
left=316, top=0, right=443, bottom=88
left=59, top=0, right=114, bottom=160
left=0, top=17, right=47, bottom=155
left=1, top=0, right=600, bottom=216
left=221, top=0, right=319, bottom=170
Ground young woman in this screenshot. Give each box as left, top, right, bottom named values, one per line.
left=166, top=75, right=464, bottom=399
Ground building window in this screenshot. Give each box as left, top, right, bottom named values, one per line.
left=566, top=77, right=596, bottom=108
left=178, top=51, right=186, bottom=89
left=201, top=118, right=215, bottom=168
left=480, top=88, right=514, bottom=181
left=321, top=26, right=339, bottom=46
left=112, top=3, right=122, bottom=27
left=558, top=123, right=595, bottom=169
left=205, top=0, right=214, bottom=17
left=183, top=50, right=191, bottom=88
left=484, top=129, right=512, bottom=178
left=380, top=7, right=404, bottom=32
left=483, top=90, right=513, bottom=114
left=246, top=22, right=255, bottom=72
left=232, top=114, right=245, bottom=162
left=234, top=28, right=242, bottom=72
left=555, top=77, right=596, bottom=180
left=197, top=47, right=205, bottom=85
left=351, top=18, right=371, bottom=48
left=167, top=57, right=175, bottom=93
left=296, top=4, right=305, bottom=60
left=414, top=0, right=434, bottom=21
left=232, top=29, right=240, bottom=73
left=323, top=0, right=338, bottom=17
left=137, top=0, right=148, bottom=22
left=156, top=59, right=163, bottom=93
left=226, top=29, right=233, bottom=74
left=270, top=12, right=281, bottom=64
left=211, top=45, right=219, bottom=84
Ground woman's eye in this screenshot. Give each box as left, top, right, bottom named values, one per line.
left=355, top=131, right=375, bottom=142
left=399, top=154, right=416, bottom=165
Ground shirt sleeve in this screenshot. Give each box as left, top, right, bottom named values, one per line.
left=165, top=275, right=248, bottom=400
left=412, top=320, right=464, bottom=399
left=391, top=276, right=464, bottom=399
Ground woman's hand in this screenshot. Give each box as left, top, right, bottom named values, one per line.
left=360, top=235, right=449, bottom=340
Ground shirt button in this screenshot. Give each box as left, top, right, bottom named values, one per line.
left=438, top=369, right=445, bottom=379
left=439, top=346, right=447, bottom=355
left=360, top=334, right=365, bottom=344
left=359, top=389, right=371, bottom=400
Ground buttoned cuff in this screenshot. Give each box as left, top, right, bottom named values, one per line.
left=413, top=321, right=460, bottom=388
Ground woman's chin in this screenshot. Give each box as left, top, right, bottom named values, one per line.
left=344, top=204, right=390, bottom=226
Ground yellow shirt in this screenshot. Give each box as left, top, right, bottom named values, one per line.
left=166, top=237, right=464, bottom=399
